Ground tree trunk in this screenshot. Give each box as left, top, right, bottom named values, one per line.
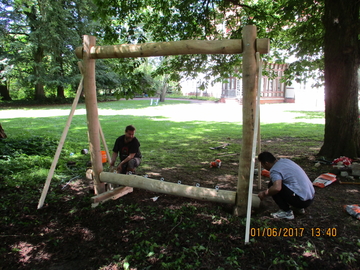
left=160, top=74, right=169, bottom=102
left=0, top=123, right=7, bottom=139
left=26, top=6, right=46, bottom=101
left=319, top=0, right=360, bottom=159
left=34, top=82, right=45, bottom=100
left=57, top=85, right=65, bottom=98
left=0, top=84, right=11, bottom=101
left=34, top=47, right=45, bottom=100
left=56, top=55, right=65, bottom=99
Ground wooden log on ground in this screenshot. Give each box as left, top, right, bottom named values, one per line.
left=100, top=172, right=260, bottom=207
left=91, top=186, right=133, bottom=204
left=75, top=39, right=270, bottom=60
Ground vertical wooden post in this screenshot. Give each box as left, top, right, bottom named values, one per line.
left=257, top=119, right=261, bottom=189
left=234, top=25, right=257, bottom=216
left=83, top=35, right=105, bottom=194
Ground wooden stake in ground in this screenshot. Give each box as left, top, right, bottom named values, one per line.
left=37, top=62, right=84, bottom=209
left=256, top=54, right=263, bottom=189
left=244, top=52, right=262, bottom=244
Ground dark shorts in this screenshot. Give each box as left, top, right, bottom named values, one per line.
left=120, top=157, right=141, bottom=173
left=127, top=157, right=141, bottom=169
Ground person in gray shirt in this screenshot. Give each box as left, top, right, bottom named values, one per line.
left=257, top=151, right=315, bottom=219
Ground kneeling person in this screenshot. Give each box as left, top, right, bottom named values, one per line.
left=257, top=151, right=315, bottom=219
left=110, top=125, right=142, bottom=174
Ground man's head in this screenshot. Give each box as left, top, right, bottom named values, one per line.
left=258, top=151, right=276, bottom=170
left=124, top=125, right=136, bottom=142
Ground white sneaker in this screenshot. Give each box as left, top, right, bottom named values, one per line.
left=270, top=210, right=294, bottom=220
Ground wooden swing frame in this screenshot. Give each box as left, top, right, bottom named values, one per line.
left=38, top=26, right=269, bottom=220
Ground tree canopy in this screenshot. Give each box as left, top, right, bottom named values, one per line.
left=93, top=0, right=326, bottom=83
left=0, top=0, right=98, bottom=99
left=93, top=0, right=359, bottom=158
left=0, top=0, right=155, bottom=100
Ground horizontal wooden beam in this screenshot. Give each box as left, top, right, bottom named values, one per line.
left=100, top=172, right=260, bottom=207
left=75, top=39, right=270, bottom=59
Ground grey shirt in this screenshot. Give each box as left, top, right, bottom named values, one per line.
left=270, top=158, right=315, bottom=201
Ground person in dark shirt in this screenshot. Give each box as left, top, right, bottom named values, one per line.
left=110, top=125, right=142, bottom=174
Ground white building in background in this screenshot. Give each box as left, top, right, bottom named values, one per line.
left=291, top=79, right=325, bottom=110
left=179, top=63, right=325, bottom=108
left=180, top=63, right=293, bottom=103
left=179, top=77, right=222, bottom=99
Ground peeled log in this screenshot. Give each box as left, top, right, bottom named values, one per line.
left=100, top=172, right=260, bottom=208
left=75, top=39, right=270, bottom=60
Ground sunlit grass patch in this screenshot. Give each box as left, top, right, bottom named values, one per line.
left=0, top=101, right=325, bottom=204
left=286, top=110, right=325, bottom=119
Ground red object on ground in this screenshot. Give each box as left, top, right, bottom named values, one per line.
left=332, top=156, right=353, bottom=166
left=210, top=159, right=221, bottom=168
left=261, top=169, right=270, bottom=178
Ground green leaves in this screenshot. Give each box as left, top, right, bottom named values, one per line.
left=0, top=136, right=58, bottom=158
left=91, top=0, right=329, bottom=88
left=1, top=0, right=101, bottom=100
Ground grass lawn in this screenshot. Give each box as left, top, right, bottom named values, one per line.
left=0, top=99, right=324, bottom=184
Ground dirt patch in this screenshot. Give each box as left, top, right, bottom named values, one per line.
left=1, top=139, right=360, bottom=269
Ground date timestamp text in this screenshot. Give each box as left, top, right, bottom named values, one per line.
left=250, top=227, right=337, bottom=237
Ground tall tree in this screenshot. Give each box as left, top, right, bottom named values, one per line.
left=0, top=0, right=18, bottom=101
left=94, top=0, right=360, bottom=159
left=45, top=0, right=102, bottom=99
left=0, top=0, right=100, bottom=100
left=22, top=1, right=48, bottom=99
left=320, top=0, right=360, bottom=158
left=0, top=46, right=12, bottom=100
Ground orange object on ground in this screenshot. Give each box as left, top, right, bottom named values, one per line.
left=312, top=173, right=337, bottom=188
left=261, top=169, right=270, bottom=178
left=210, top=159, right=221, bottom=168
left=101, top=151, right=107, bottom=163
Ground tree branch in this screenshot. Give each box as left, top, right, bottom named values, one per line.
left=7, top=32, right=30, bottom=37
left=223, top=0, right=257, bottom=12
